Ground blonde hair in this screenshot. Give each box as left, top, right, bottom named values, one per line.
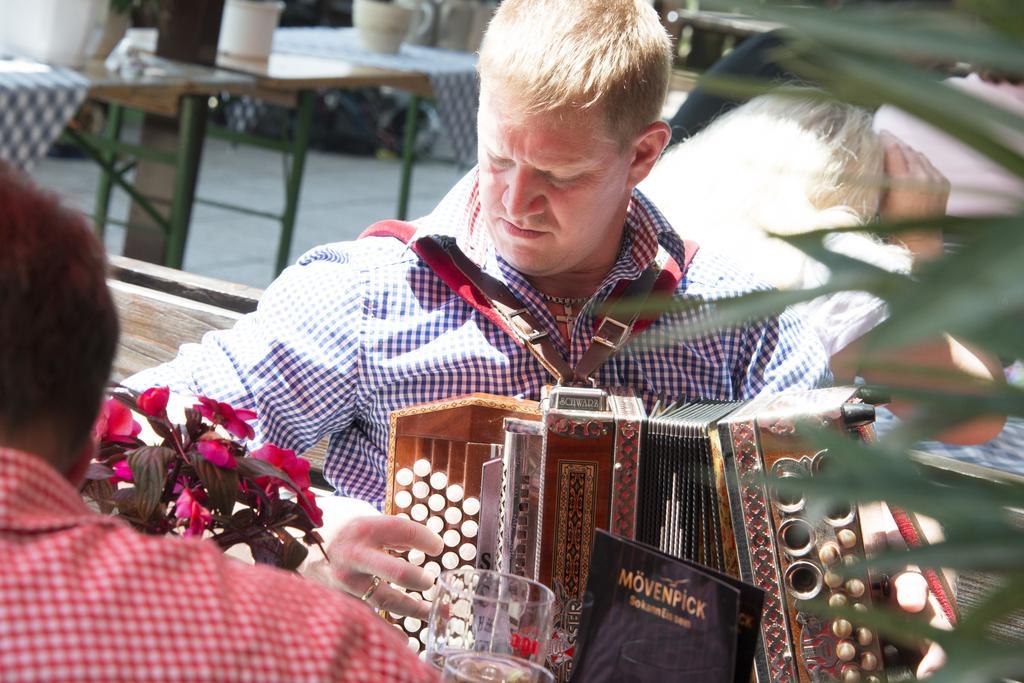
left=477, top=0, right=672, bottom=144
left=641, top=91, right=911, bottom=289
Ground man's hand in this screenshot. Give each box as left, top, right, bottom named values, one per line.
left=890, top=569, right=949, bottom=678
left=300, top=497, right=444, bottom=620
left=324, top=514, right=445, bottom=619
left=878, top=130, right=949, bottom=263
left=861, top=502, right=952, bottom=678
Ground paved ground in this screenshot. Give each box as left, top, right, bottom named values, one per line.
left=32, top=133, right=464, bottom=289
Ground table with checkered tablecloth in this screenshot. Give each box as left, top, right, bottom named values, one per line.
left=0, top=58, right=88, bottom=172
left=226, top=27, right=479, bottom=166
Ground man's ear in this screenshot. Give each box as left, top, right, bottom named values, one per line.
left=626, top=120, right=672, bottom=189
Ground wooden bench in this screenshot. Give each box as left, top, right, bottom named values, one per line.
left=109, top=256, right=330, bottom=483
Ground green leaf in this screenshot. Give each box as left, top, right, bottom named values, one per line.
left=193, top=456, right=240, bottom=518
left=702, top=1, right=1024, bottom=76
left=126, top=446, right=175, bottom=522
left=957, top=571, right=1024, bottom=633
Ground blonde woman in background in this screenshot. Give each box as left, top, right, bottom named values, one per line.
left=641, top=92, right=1006, bottom=447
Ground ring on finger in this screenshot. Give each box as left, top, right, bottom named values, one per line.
left=360, top=575, right=384, bottom=603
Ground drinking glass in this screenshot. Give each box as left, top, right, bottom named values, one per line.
left=442, top=652, right=555, bottom=683
left=426, top=567, right=555, bottom=669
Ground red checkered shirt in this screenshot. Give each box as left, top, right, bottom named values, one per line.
left=0, top=447, right=439, bottom=682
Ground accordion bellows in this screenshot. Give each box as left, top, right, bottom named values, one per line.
left=384, top=386, right=886, bottom=683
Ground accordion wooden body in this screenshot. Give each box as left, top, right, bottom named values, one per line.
left=384, top=386, right=886, bottom=683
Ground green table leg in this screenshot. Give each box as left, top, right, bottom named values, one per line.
left=276, top=89, right=315, bottom=275
left=93, top=103, right=124, bottom=238
left=397, top=94, right=419, bottom=221
left=165, top=96, right=206, bottom=270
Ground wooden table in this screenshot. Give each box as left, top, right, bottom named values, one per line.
left=82, top=28, right=438, bottom=275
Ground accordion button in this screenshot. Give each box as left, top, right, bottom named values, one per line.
left=408, top=549, right=426, bottom=566
left=445, top=507, right=463, bottom=525
left=838, top=529, right=858, bottom=549
left=426, top=516, right=444, bottom=534
left=443, top=529, right=461, bottom=547
left=414, top=459, right=431, bottom=477
left=819, top=543, right=841, bottom=566
left=430, top=471, right=448, bottom=490
left=396, top=468, right=414, bottom=486
left=442, top=551, right=460, bottom=569
left=832, top=619, right=853, bottom=639
left=861, top=652, right=879, bottom=671
left=856, top=627, right=874, bottom=646
left=464, top=497, right=481, bottom=516
left=840, top=665, right=861, bottom=682
left=462, top=519, right=479, bottom=537
left=829, top=593, right=848, bottom=608
left=429, top=494, right=446, bottom=512
left=411, top=504, right=428, bottom=521
left=836, top=641, right=857, bottom=662
left=459, top=543, right=477, bottom=561
left=413, top=481, right=430, bottom=499
left=446, top=484, right=465, bottom=503
left=846, top=578, right=866, bottom=598
left=395, top=490, right=413, bottom=509
left=824, top=571, right=844, bottom=589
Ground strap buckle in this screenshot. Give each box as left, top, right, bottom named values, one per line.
left=593, top=317, right=632, bottom=349
left=508, top=307, right=549, bottom=344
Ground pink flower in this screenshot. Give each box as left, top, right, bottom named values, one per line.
left=251, top=444, right=312, bottom=491
left=137, top=386, right=170, bottom=416
left=175, top=488, right=212, bottom=538
left=111, top=460, right=133, bottom=483
left=194, top=396, right=257, bottom=440
left=196, top=438, right=238, bottom=470
left=298, top=489, right=324, bottom=527
left=93, top=398, right=141, bottom=444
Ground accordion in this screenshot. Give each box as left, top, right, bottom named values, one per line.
left=384, top=386, right=886, bottom=683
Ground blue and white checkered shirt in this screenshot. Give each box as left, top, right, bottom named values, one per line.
left=128, top=170, right=831, bottom=506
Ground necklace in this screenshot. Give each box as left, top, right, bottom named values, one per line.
left=540, top=293, right=591, bottom=328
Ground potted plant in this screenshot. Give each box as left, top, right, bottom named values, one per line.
left=84, top=386, right=326, bottom=570
left=647, top=1, right=1024, bottom=679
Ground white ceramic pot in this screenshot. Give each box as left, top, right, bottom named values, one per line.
left=353, top=0, right=414, bottom=55
left=435, top=0, right=475, bottom=52
left=1, top=0, right=106, bottom=67
left=217, top=0, right=285, bottom=60
left=397, top=0, right=437, bottom=47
